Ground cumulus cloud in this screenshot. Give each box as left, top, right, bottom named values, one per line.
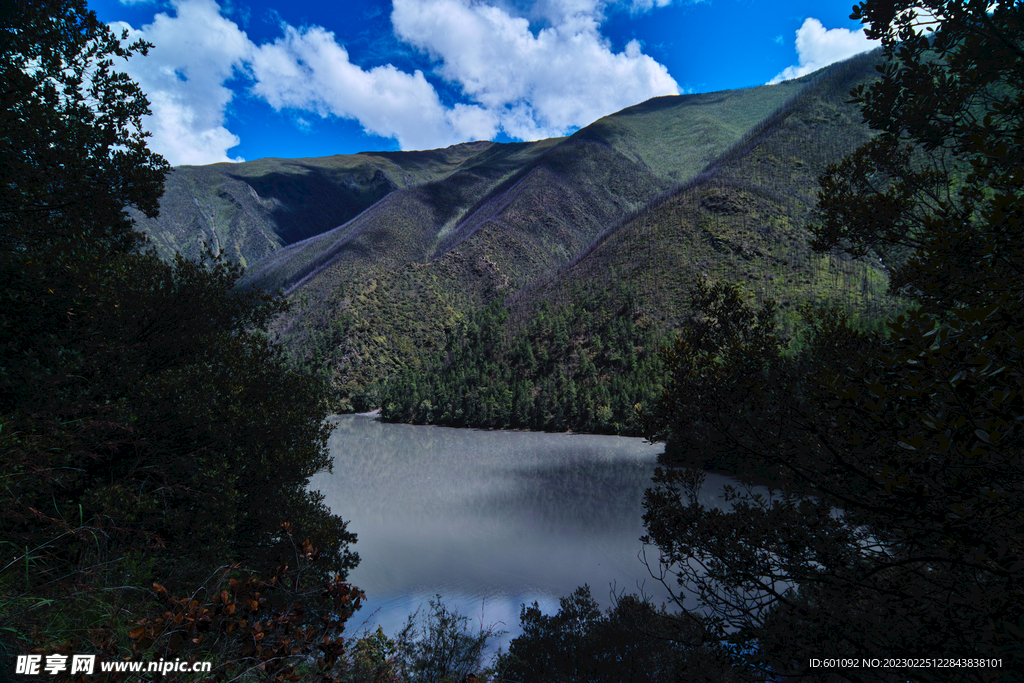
left=250, top=25, right=498, bottom=150
left=392, top=0, right=679, bottom=140
left=111, top=0, right=681, bottom=163
left=110, top=0, right=251, bottom=164
left=768, top=18, right=879, bottom=85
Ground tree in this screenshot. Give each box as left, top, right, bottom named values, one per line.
left=2, top=0, right=168, bottom=416
left=393, top=595, right=502, bottom=683
left=1, top=1, right=358, bottom=677
left=814, top=0, right=1023, bottom=315
left=642, top=2, right=1023, bottom=681
left=495, top=585, right=750, bottom=683
left=1, top=0, right=166, bottom=251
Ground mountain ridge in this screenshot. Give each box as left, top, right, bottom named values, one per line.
left=137, top=50, right=898, bottom=422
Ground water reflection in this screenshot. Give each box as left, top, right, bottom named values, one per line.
left=309, top=414, right=758, bottom=649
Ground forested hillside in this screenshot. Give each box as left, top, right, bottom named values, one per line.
left=381, top=50, right=908, bottom=432
left=137, top=68, right=841, bottom=415
left=136, top=49, right=902, bottom=429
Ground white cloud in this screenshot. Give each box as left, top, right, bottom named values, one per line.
left=250, top=24, right=498, bottom=150
left=392, top=0, right=679, bottom=140
left=628, top=0, right=674, bottom=12
left=110, top=0, right=251, bottom=164
left=768, top=18, right=879, bottom=85
left=110, top=0, right=680, bottom=163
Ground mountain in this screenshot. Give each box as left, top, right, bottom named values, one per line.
left=377, top=50, right=910, bottom=432
left=132, top=144, right=501, bottom=267
left=137, top=50, right=900, bottom=424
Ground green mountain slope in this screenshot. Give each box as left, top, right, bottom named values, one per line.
left=379, top=50, right=908, bottom=432
left=523, top=51, right=893, bottom=330
left=241, top=76, right=816, bottom=407
left=141, top=51, right=895, bottom=421
left=132, top=141, right=530, bottom=267
left=574, top=75, right=808, bottom=181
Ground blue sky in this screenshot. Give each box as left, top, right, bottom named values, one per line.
left=87, top=0, right=880, bottom=165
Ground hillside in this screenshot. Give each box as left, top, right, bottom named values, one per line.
left=518, top=50, right=894, bottom=331
left=139, top=51, right=898, bottom=421
left=132, top=141, right=521, bottom=266
left=380, top=50, right=909, bottom=432
left=256, top=78, right=812, bottom=408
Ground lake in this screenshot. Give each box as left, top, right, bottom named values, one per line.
left=309, top=413, right=741, bottom=651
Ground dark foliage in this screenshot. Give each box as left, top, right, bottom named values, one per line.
left=1, top=1, right=358, bottom=678
left=380, top=291, right=665, bottom=435
left=495, top=585, right=751, bottom=683
left=392, top=595, right=503, bottom=683
left=1, top=0, right=167, bottom=256
left=642, top=1, right=1023, bottom=681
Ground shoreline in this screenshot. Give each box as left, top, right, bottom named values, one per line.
left=336, top=409, right=643, bottom=438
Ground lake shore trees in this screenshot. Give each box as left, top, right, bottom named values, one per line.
left=641, top=1, right=1023, bottom=680
left=1, top=1, right=361, bottom=678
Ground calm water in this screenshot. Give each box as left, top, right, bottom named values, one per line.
left=309, top=414, right=741, bottom=650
